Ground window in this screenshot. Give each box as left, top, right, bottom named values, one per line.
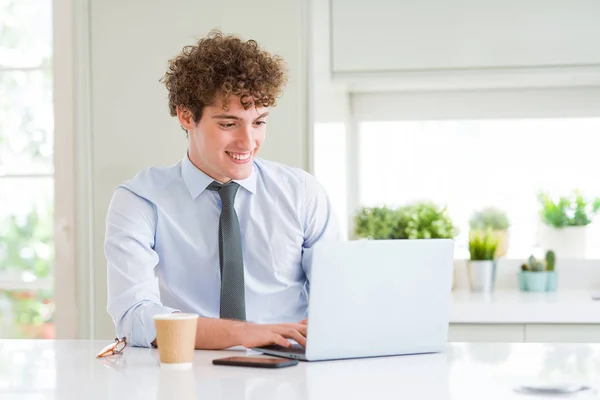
left=357, top=118, right=600, bottom=259
left=0, top=0, right=55, bottom=338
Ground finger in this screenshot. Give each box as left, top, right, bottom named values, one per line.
left=299, top=318, right=308, bottom=325
left=283, top=328, right=307, bottom=348
left=278, top=324, right=307, bottom=337
left=292, top=323, right=307, bottom=337
left=272, top=334, right=291, bottom=348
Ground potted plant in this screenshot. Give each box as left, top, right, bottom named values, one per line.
left=396, top=202, right=459, bottom=239
left=354, top=206, right=401, bottom=240
left=519, top=250, right=557, bottom=292
left=354, top=202, right=459, bottom=240
left=538, top=191, right=600, bottom=258
left=469, top=207, right=510, bottom=258
left=467, top=229, right=499, bottom=292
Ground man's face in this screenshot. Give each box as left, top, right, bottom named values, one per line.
left=181, top=96, right=268, bottom=183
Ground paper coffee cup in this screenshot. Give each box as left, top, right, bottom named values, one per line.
left=153, top=313, right=199, bottom=369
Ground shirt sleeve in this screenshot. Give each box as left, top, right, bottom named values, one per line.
left=300, top=173, right=343, bottom=295
left=105, top=187, right=179, bottom=347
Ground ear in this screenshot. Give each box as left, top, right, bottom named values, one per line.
left=176, top=106, right=197, bottom=130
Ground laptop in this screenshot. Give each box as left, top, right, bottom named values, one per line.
left=253, top=239, right=454, bottom=361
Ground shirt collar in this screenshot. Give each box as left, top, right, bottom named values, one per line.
left=181, top=153, right=257, bottom=199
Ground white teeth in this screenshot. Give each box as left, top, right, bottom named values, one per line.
left=227, top=152, right=250, bottom=160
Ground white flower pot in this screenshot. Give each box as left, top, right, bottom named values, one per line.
left=467, top=260, right=497, bottom=292
left=539, top=225, right=587, bottom=258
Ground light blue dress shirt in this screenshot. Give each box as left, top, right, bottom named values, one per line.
left=105, top=154, right=341, bottom=347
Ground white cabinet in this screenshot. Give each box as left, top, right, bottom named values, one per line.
left=525, top=325, right=600, bottom=343
left=449, top=324, right=525, bottom=342
left=450, top=324, right=600, bottom=343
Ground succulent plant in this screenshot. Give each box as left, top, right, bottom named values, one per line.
left=521, top=251, right=556, bottom=272
left=521, top=263, right=528, bottom=272
left=545, top=250, right=556, bottom=272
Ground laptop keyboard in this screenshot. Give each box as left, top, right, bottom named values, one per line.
left=259, top=344, right=306, bottom=354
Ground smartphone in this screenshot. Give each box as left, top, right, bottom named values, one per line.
left=212, top=356, right=299, bottom=369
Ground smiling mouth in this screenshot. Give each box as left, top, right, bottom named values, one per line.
left=225, top=151, right=252, bottom=161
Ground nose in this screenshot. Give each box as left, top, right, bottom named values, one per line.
left=236, top=124, right=255, bottom=150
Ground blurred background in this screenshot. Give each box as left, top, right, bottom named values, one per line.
left=2, top=0, right=600, bottom=341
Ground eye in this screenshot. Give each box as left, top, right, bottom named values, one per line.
left=254, top=120, right=267, bottom=126
left=219, top=123, right=235, bottom=129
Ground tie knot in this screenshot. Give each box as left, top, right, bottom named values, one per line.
left=207, top=181, right=240, bottom=207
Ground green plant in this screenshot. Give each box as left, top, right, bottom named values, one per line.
left=520, top=251, right=556, bottom=272
left=398, top=202, right=459, bottom=239
left=354, top=202, right=459, bottom=240
left=469, top=207, right=510, bottom=231
left=0, top=204, right=53, bottom=277
left=0, top=205, right=54, bottom=338
left=468, top=230, right=499, bottom=260
left=545, top=250, right=556, bottom=272
left=354, top=206, right=400, bottom=240
left=538, top=190, right=600, bottom=228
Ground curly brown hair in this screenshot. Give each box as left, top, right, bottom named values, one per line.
left=161, top=29, right=288, bottom=123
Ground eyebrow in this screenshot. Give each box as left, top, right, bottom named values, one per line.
left=212, top=112, right=269, bottom=120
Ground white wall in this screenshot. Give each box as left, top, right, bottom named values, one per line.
left=330, top=0, right=600, bottom=92
left=53, top=0, right=79, bottom=339
left=331, top=0, right=600, bottom=73
left=308, top=0, right=355, bottom=238
left=309, top=0, right=348, bottom=124
left=86, top=0, right=309, bottom=339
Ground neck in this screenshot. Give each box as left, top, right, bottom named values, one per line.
left=187, top=150, right=230, bottom=184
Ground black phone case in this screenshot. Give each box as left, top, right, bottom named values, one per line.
left=212, top=357, right=299, bottom=369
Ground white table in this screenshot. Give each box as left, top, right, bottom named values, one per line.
left=1, top=340, right=599, bottom=399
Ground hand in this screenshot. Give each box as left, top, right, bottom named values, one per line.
left=239, top=322, right=307, bottom=349
left=299, top=318, right=308, bottom=325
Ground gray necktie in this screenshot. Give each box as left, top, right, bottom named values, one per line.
left=207, top=181, right=246, bottom=321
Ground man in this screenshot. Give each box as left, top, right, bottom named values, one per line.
left=105, top=29, right=341, bottom=349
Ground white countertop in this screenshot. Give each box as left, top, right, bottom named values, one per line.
left=451, top=290, right=600, bottom=324
left=1, top=340, right=600, bottom=399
